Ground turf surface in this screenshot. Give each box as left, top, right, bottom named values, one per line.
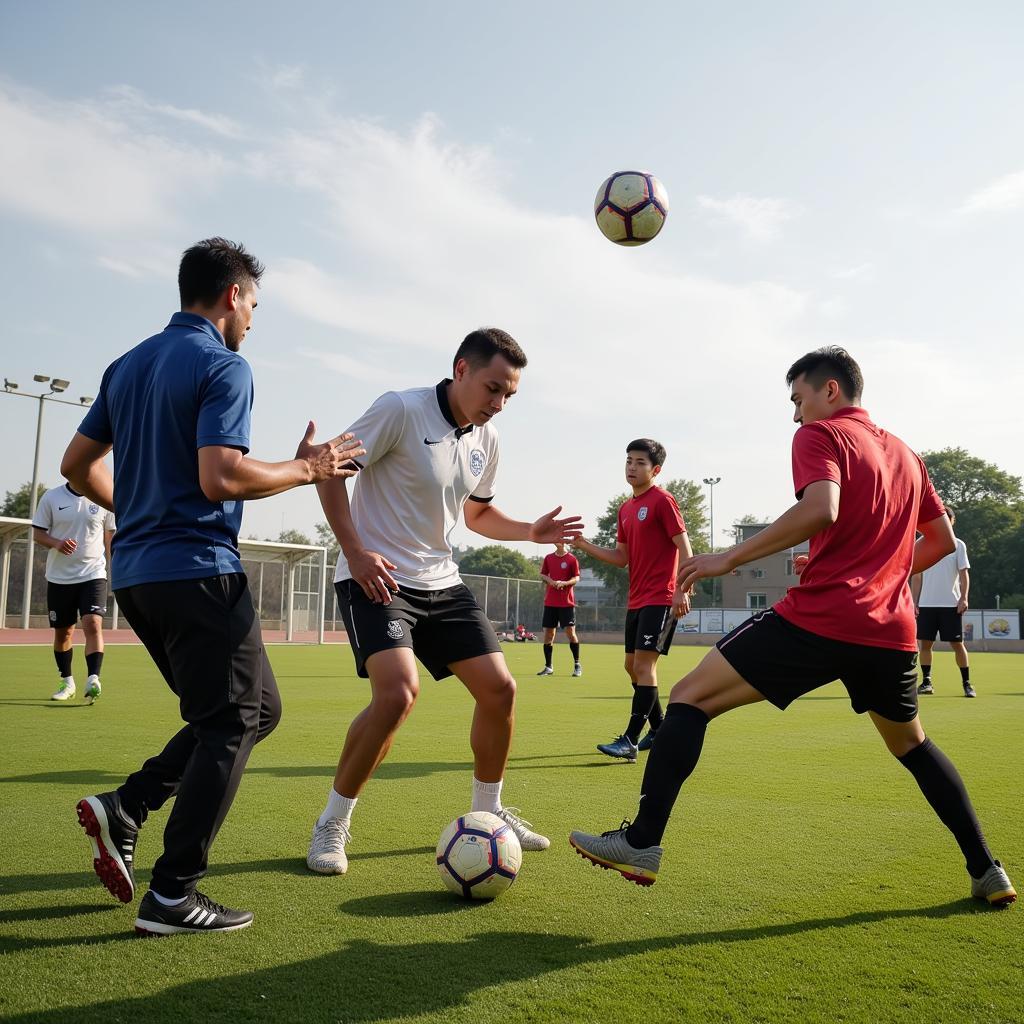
left=0, top=641, right=1021, bottom=1023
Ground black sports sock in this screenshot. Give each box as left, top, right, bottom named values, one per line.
left=959, top=665, right=970, bottom=685
left=898, top=737, right=993, bottom=878
left=569, top=641, right=580, bottom=664
left=625, top=685, right=658, bottom=743
left=543, top=644, right=553, bottom=668
left=648, top=692, right=664, bottom=732
left=921, top=663, right=932, bottom=681
left=54, top=649, right=73, bottom=677
left=86, top=651, right=104, bottom=677
left=627, top=703, right=710, bottom=848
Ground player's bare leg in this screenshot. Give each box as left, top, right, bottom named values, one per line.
left=50, top=624, right=76, bottom=701
left=871, top=710, right=1014, bottom=905
left=453, top=652, right=549, bottom=850
left=308, top=647, right=419, bottom=875
left=573, top=648, right=763, bottom=882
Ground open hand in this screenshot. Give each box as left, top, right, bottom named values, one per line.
left=676, top=552, right=734, bottom=594
left=528, top=506, right=584, bottom=545
left=296, top=422, right=366, bottom=483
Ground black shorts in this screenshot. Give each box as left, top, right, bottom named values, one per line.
left=716, top=609, right=919, bottom=723
left=47, top=579, right=108, bottom=628
left=542, top=606, right=576, bottom=629
left=917, top=606, right=964, bottom=643
left=624, top=605, right=674, bottom=656
left=335, top=579, right=502, bottom=681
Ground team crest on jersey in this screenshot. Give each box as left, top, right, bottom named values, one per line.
left=638, top=506, right=649, bottom=522
left=88, top=504, right=99, bottom=515
left=386, top=620, right=405, bottom=640
left=560, top=561, right=567, bottom=569
left=470, top=449, right=486, bottom=477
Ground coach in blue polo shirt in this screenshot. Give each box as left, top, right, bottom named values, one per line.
left=61, top=237, right=363, bottom=936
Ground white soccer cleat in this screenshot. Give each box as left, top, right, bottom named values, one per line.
left=307, top=817, right=351, bottom=875
left=84, top=676, right=102, bottom=704
left=536, top=666, right=554, bottom=676
left=51, top=678, right=76, bottom=701
left=496, top=807, right=551, bottom=851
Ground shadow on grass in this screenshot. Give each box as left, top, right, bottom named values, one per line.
left=341, top=888, right=478, bottom=918
left=0, top=903, right=118, bottom=924
left=1, top=900, right=989, bottom=1021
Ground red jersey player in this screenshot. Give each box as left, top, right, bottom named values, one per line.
left=537, top=542, right=582, bottom=677
left=569, top=347, right=1015, bottom=908
left=574, top=439, right=693, bottom=762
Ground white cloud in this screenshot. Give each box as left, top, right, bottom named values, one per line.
left=0, top=84, right=230, bottom=233
left=105, top=85, right=245, bottom=139
left=956, top=170, right=1024, bottom=216
left=696, top=193, right=800, bottom=240
left=832, top=262, right=875, bottom=281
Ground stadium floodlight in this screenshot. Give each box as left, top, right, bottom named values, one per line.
left=50, top=378, right=70, bottom=392
left=33, top=374, right=50, bottom=383
left=79, top=396, right=93, bottom=406
left=3, top=378, right=17, bottom=391
left=702, top=477, right=722, bottom=605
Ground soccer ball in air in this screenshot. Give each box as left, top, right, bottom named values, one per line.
left=594, top=171, right=669, bottom=245
left=436, top=811, right=522, bottom=900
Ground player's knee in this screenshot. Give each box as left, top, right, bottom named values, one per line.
left=53, top=626, right=74, bottom=647
left=480, top=671, right=516, bottom=711
left=82, top=616, right=102, bottom=639
left=375, top=679, right=419, bottom=723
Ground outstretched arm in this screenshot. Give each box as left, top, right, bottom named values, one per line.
left=463, top=502, right=583, bottom=545
left=573, top=537, right=628, bottom=568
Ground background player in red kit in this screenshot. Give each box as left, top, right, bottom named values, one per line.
left=574, top=439, right=693, bottom=762
left=569, top=347, right=1015, bottom=907
left=537, top=542, right=582, bottom=677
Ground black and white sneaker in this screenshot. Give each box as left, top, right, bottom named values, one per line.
left=134, top=890, right=254, bottom=936
left=76, top=792, right=139, bottom=903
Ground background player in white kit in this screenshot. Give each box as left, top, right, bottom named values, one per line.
left=309, top=328, right=582, bottom=876
left=32, top=482, right=115, bottom=702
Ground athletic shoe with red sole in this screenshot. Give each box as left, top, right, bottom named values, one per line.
left=76, top=792, right=138, bottom=903
left=569, top=823, right=661, bottom=886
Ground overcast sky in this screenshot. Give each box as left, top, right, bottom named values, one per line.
left=1, top=1, right=1022, bottom=553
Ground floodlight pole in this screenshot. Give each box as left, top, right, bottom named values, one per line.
left=702, top=476, right=721, bottom=607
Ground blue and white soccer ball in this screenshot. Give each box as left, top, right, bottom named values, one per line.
left=436, top=811, right=522, bottom=900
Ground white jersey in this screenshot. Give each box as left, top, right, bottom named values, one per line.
left=32, top=484, right=116, bottom=584
left=334, top=381, right=499, bottom=591
left=919, top=537, right=970, bottom=607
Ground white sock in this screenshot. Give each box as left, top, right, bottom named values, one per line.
left=318, top=789, right=357, bottom=827
left=472, top=777, right=503, bottom=814
left=150, top=890, right=187, bottom=907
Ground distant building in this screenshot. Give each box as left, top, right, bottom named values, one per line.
left=719, top=522, right=809, bottom=610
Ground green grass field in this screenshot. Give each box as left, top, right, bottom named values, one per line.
left=1, top=641, right=1021, bottom=1024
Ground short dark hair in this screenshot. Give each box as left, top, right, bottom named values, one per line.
left=453, top=327, right=527, bottom=374
left=626, top=438, right=667, bottom=467
left=786, top=346, right=864, bottom=402
left=178, top=237, right=265, bottom=308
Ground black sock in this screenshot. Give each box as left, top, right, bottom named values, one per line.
left=625, top=686, right=657, bottom=743
left=86, top=651, right=104, bottom=677
left=921, top=663, right=932, bottom=681
left=543, top=644, right=553, bottom=668
left=627, top=703, right=710, bottom=848
left=648, top=692, right=664, bottom=732
left=54, top=649, right=73, bottom=678
left=569, top=641, right=580, bottom=664
left=960, top=665, right=970, bottom=685
left=897, top=737, right=993, bottom=878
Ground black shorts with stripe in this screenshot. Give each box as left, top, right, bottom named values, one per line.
left=335, top=579, right=501, bottom=681
left=716, top=608, right=919, bottom=723
left=542, top=605, right=576, bottom=629
left=47, top=578, right=108, bottom=628
left=624, top=604, right=674, bottom=656
left=916, top=606, right=964, bottom=643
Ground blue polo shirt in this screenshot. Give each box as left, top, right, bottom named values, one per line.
left=79, top=312, right=254, bottom=589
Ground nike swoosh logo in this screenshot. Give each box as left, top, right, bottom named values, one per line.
left=423, top=437, right=444, bottom=445
left=58, top=506, right=71, bottom=510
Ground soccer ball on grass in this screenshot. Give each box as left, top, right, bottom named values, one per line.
left=436, top=811, right=522, bottom=900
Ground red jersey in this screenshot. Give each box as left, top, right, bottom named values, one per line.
left=617, top=486, right=686, bottom=609
left=774, top=407, right=944, bottom=651
left=541, top=551, right=579, bottom=607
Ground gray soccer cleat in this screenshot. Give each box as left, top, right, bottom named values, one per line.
left=917, top=681, right=934, bottom=695
left=536, top=666, right=554, bottom=676
left=496, top=807, right=550, bottom=851
left=963, top=683, right=977, bottom=698
left=569, top=821, right=662, bottom=886
left=596, top=734, right=638, bottom=763
left=306, top=817, right=351, bottom=875
left=971, top=861, right=1016, bottom=907
left=572, top=664, right=583, bottom=678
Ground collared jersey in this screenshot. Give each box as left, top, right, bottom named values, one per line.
left=334, top=381, right=499, bottom=591
left=919, top=539, right=970, bottom=607
left=774, top=407, right=945, bottom=651
left=78, top=312, right=254, bottom=590
left=616, top=486, right=687, bottom=609
left=33, top=484, right=115, bottom=584
left=542, top=551, right=580, bottom=607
